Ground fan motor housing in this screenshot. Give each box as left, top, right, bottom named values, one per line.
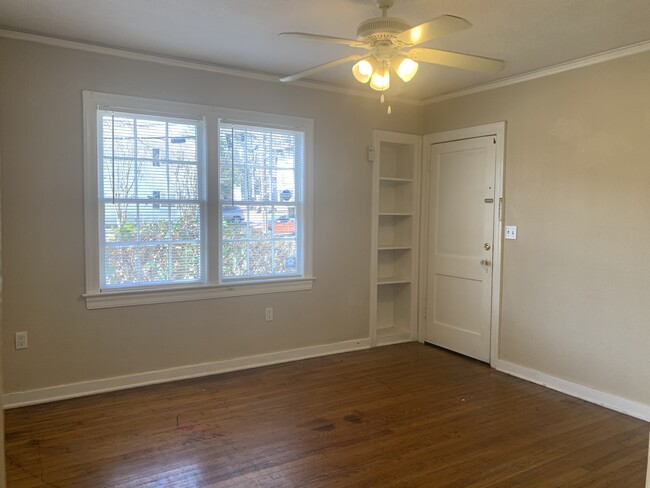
left=357, top=16, right=411, bottom=41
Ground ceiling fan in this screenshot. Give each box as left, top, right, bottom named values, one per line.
left=279, top=0, right=505, bottom=92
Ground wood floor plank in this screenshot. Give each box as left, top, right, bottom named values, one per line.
left=5, top=343, right=649, bottom=487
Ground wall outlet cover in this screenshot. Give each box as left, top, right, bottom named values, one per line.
left=15, top=331, right=28, bottom=349
left=505, top=225, right=517, bottom=240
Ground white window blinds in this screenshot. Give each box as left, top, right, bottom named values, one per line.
left=85, top=92, right=313, bottom=305
left=98, top=110, right=204, bottom=288
left=219, top=122, right=304, bottom=280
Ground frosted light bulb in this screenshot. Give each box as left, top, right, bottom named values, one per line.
left=392, top=55, right=419, bottom=83
left=369, top=68, right=390, bottom=91
left=352, top=58, right=377, bottom=84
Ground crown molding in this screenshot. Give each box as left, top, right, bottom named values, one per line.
left=2, top=27, right=648, bottom=108
left=0, top=27, right=422, bottom=106
left=423, top=40, right=650, bottom=105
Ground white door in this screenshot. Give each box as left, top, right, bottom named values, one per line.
left=426, top=136, right=497, bottom=362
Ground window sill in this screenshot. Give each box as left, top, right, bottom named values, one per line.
left=83, top=277, right=315, bottom=310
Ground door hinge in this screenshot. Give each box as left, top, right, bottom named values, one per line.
left=424, top=307, right=427, bottom=319
left=493, top=137, right=496, bottom=144
left=498, top=197, right=503, bottom=221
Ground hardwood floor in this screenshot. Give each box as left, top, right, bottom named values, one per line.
left=5, top=343, right=649, bottom=487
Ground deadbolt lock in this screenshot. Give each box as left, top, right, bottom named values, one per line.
left=484, top=243, right=491, bottom=251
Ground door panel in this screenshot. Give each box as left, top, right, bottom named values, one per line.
left=426, top=136, right=496, bottom=362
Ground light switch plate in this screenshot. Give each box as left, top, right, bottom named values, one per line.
left=505, top=225, right=517, bottom=240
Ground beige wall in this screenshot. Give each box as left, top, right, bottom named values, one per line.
left=424, top=51, right=650, bottom=406
left=0, top=38, right=421, bottom=393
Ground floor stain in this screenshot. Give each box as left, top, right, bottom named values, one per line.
left=343, top=413, right=363, bottom=424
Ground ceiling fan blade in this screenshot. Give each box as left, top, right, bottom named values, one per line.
left=279, top=32, right=366, bottom=48
left=280, top=54, right=365, bottom=83
left=395, top=15, right=471, bottom=46
left=409, top=47, right=505, bottom=73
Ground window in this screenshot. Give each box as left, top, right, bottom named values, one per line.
left=219, top=123, right=303, bottom=281
left=83, top=92, right=313, bottom=308
left=98, top=110, right=204, bottom=288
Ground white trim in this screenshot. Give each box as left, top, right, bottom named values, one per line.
left=493, top=358, right=650, bottom=423
left=3, top=338, right=371, bottom=409
left=83, top=91, right=314, bottom=306
left=369, top=131, right=422, bottom=347
left=82, top=91, right=101, bottom=294
left=375, top=334, right=413, bottom=347
left=84, top=278, right=315, bottom=309
left=424, top=40, right=650, bottom=105
left=0, top=28, right=420, bottom=106
left=419, top=122, right=505, bottom=364
left=4, top=29, right=648, bottom=107
left=646, top=436, right=650, bottom=488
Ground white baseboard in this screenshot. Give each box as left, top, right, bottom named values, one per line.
left=492, top=358, right=650, bottom=422
left=4, top=338, right=371, bottom=409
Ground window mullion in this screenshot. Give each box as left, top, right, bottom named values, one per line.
left=206, top=115, right=220, bottom=285
left=133, top=116, right=142, bottom=283
left=166, top=122, right=172, bottom=282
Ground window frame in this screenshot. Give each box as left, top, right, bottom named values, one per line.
left=83, top=91, right=314, bottom=309
left=217, top=121, right=305, bottom=283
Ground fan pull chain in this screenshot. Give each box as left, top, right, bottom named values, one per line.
left=379, top=93, right=391, bottom=114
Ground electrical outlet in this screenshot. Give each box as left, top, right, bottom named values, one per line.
left=265, top=307, right=273, bottom=322
left=15, top=331, right=28, bottom=350
left=505, top=225, right=517, bottom=240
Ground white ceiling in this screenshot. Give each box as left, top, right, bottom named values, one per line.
left=1, top=0, right=649, bottom=101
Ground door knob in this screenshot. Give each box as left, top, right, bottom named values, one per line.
left=480, top=259, right=491, bottom=266
left=484, top=243, right=491, bottom=251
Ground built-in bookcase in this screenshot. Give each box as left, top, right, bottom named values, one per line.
left=370, top=131, right=421, bottom=346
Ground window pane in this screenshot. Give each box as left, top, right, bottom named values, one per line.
left=249, top=241, right=273, bottom=276
left=138, top=204, right=170, bottom=242
left=98, top=109, right=203, bottom=288
left=140, top=245, right=169, bottom=283
left=248, top=205, right=275, bottom=240
left=169, top=163, right=198, bottom=200
left=102, top=115, right=136, bottom=158
left=137, top=160, right=169, bottom=199
left=171, top=204, right=201, bottom=241
left=104, top=246, right=138, bottom=285
left=103, top=159, right=136, bottom=199
left=274, top=240, right=297, bottom=274
left=136, top=119, right=167, bottom=160
left=222, top=241, right=247, bottom=278
left=219, top=122, right=303, bottom=281
left=104, top=203, right=138, bottom=243
left=169, top=123, right=198, bottom=161
left=222, top=207, right=248, bottom=240
left=171, top=244, right=201, bottom=281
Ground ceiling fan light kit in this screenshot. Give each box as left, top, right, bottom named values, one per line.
left=369, top=64, right=391, bottom=91
left=352, top=56, right=377, bottom=83
left=390, top=54, right=419, bottom=82
left=279, top=0, right=504, bottom=100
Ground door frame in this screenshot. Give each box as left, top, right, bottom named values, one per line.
left=418, top=122, right=506, bottom=365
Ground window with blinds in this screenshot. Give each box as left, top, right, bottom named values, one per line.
left=219, top=123, right=304, bottom=280
left=98, top=110, right=204, bottom=288
left=84, top=92, right=313, bottom=306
